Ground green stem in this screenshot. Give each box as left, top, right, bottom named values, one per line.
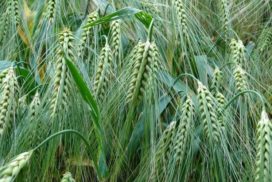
left=222, top=90, right=265, bottom=112
left=219, top=61, right=235, bottom=70
left=148, top=19, right=154, bottom=42
left=33, top=129, right=99, bottom=174
left=172, top=73, right=199, bottom=88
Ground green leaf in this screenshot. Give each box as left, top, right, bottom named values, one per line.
left=84, top=7, right=153, bottom=30
left=195, top=55, right=212, bottom=85
left=16, top=66, right=37, bottom=96
left=65, top=58, right=100, bottom=122
left=158, top=71, right=193, bottom=94
left=0, top=60, right=13, bottom=71
left=65, top=57, right=108, bottom=179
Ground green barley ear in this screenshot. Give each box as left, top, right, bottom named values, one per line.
left=18, top=95, right=27, bottom=116
left=57, top=28, right=75, bottom=55
left=155, top=121, right=177, bottom=179
left=172, top=97, right=195, bottom=162
left=174, top=0, right=188, bottom=37
left=218, top=0, right=231, bottom=39
left=233, top=65, right=247, bottom=93
left=126, top=41, right=160, bottom=104
left=197, top=81, right=222, bottom=143
left=7, top=0, right=20, bottom=27
left=210, top=67, right=223, bottom=95
left=215, top=92, right=226, bottom=112
left=93, top=40, right=113, bottom=101
left=215, top=92, right=226, bottom=129
left=45, top=0, right=58, bottom=23
left=29, top=92, right=41, bottom=121
left=156, top=121, right=177, bottom=159
left=61, top=172, right=75, bottom=182
left=110, top=20, right=121, bottom=60
left=0, top=68, right=18, bottom=136
left=0, top=11, right=10, bottom=45
left=255, top=110, right=272, bottom=182
left=230, top=39, right=246, bottom=65
left=78, top=11, right=99, bottom=58
left=0, top=69, right=9, bottom=86
left=257, top=27, right=272, bottom=53
left=49, top=28, right=74, bottom=118
left=0, top=150, right=33, bottom=182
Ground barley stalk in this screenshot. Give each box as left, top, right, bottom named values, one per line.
left=255, top=110, right=272, bottom=182
left=61, top=172, right=75, bottom=182
left=93, top=41, right=113, bottom=100
left=0, top=69, right=18, bottom=136
left=197, top=81, right=222, bottom=142
left=126, top=41, right=159, bottom=104
left=0, top=150, right=33, bottom=182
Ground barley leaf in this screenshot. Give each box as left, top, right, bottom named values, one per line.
left=65, top=57, right=108, bottom=179
left=84, top=7, right=153, bottom=29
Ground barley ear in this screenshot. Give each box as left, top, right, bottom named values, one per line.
left=210, top=67, right=223, bottom=95
left=49, top=28, right=74, bottom=119
left=233, top=65, right=247, bottom=93
left=126, top=41, right=159, bottom=104
left=0, top=150, right=33, bottom=182
left=172, top=97, right=195, bottom=162
left=0, top=68, right=19, bottom=136
left=257, top=27, right=272, bottom=53
left=45, top=0, right=58, bottom=23
left=255, top=110, right=272, bottom=182
left=174, top=0, right=188, bottom=37
left=29, top=92, right=41, bottom=121
left=61, top=172, right=75, bottom=182
left=110, top=20, right=121, bottom=60
left=78, top=11, right=99, bottom=58
left=219, top=0, right=231, bottom=39
left=230, top=39, right=246, bottom=65
left=197, top=81, right=222, bottom=143
left=93, top=40, right=113, bottom=101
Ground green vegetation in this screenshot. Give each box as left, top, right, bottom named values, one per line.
left=0, top=0, right=271, bottom=181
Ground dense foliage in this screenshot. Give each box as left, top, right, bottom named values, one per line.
left=0, top=0, right=271, bottom=181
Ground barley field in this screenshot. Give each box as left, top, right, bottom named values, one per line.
left=0, top=0, right=271, bottom=181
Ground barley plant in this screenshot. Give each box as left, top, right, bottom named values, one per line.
left=0, top=0, right=271, bottom=181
